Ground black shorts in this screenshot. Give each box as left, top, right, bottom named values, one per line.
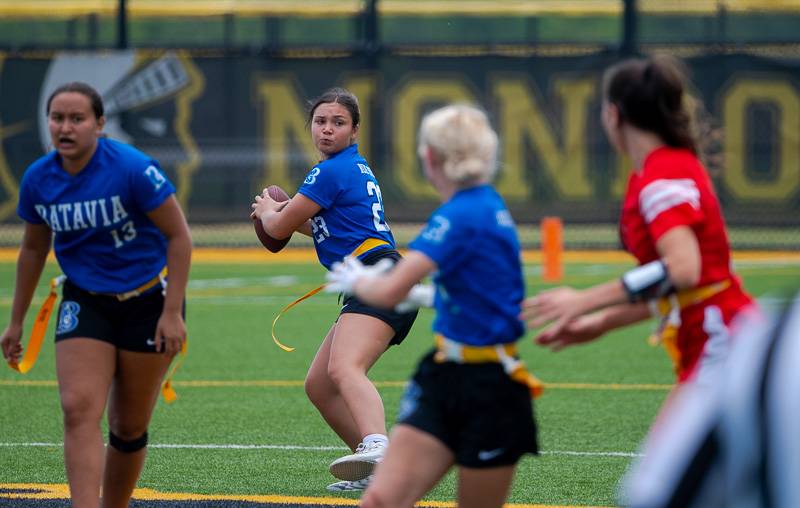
left=397, top=350, right=539, bottom=468
left=339, top=248, right=419, bottom=346
left=55, top=279, right=180, bottom=353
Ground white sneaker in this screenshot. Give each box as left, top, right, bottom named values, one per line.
left=329, top=440, right=386, bottom=481
left=326, top=474, right=373, bottom=492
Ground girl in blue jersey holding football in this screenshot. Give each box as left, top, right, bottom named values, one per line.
left=325, top=104, right=539, bottom=507
left=0, top=82, right=191, bottom=508
left=251, top=87, right=418, bottom=492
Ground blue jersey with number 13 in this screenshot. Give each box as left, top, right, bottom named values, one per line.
left=17, top=137, right=175, bottom=294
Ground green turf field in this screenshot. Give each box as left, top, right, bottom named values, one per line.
left=1, top=255, right=798, bottom=506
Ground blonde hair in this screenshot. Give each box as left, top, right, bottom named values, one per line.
left=418, top=104, right=499, bottom=184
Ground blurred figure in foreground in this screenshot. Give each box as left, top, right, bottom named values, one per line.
left=621, top=290, right=800, bottom=507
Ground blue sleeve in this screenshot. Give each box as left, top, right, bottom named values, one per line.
left=16, top=169, right=45, bottom=224
left=298, top=162, right=342, bottom=209
left=131, top=160, right=176, bottom=212
left=409, top=210, right=475, bottom=270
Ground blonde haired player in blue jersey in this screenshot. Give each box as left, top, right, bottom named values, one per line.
left=326, top=104, right=539, bottom=508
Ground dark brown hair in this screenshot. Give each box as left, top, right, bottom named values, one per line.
left=306, top=87, right=360, bottom=128
left=602, top=55, right=697, bottom=154
left=46, top=82, right=104, bottom=119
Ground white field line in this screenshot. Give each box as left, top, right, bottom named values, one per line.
left=0, top=295, right=335, bottom=305
left=525, top=260, right=800, bottom=275
left=187, top=295, right=332, bottom=305
left=0, top=441, right=642, bottom=457
left=188, top=276, right=300, bottom=289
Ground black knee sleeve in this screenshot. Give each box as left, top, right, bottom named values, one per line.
left=108, top=430, right=148, bottom=453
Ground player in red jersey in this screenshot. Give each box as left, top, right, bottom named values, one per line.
left=521, top=55, right=755, bottom=384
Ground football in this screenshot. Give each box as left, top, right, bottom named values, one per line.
left=253, top=185, right=292, bottom=253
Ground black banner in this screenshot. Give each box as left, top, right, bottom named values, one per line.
left=1, top=50, right=797, bottom=225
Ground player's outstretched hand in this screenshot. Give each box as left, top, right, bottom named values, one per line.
left=520, top=286, right=584, bottom=327
left=520, top=285, right=592, bottom=344
left=395, top=284, right=435, bottom=313
left=325, top=256, right=393, bottom=295
left=534, top=313, right=605, bottom=351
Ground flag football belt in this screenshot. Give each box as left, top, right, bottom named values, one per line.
left=434, top=334, right=544, bottom=399
left=7, top=275, right=66, bottom=374
left=271, top=238, right=391, bottom=352
left=7, top=267, right=187, bottom=404
left=161, top=339, right=187, bottom=403
left=89, top=266, right=168, bottom=301
left=647, top=279, right=732, bottom=376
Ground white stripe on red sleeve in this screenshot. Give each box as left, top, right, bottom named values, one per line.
left=639, top=178, right=700, bottom=224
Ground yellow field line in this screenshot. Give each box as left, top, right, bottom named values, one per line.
left=0, top=482, right=609, bottom=508
left=1, top=247, right=798, bottom=264
left=0, top=379, right=672, bottom=390
left=0, top=1, right=363, bottom=18
left=0, top=0, right=794, bottom=18
left=383, top=0, right=800, bottom=15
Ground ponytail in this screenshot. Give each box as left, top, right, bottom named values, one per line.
left=603, top=55, right=698, bottom=154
